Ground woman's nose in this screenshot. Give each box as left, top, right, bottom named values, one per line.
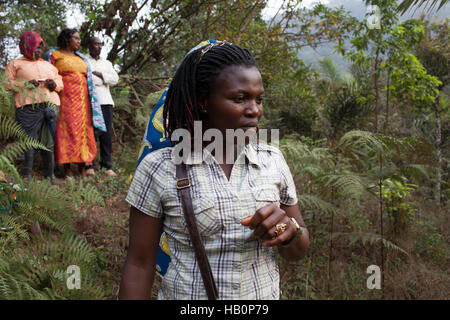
left=245, top=100, right=261, bottom=116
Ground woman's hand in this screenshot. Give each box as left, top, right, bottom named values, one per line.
left=44, top=79, right=56, bottom=91
left=92, top=71, right=103, bottom=81
left=241, top=203, right=297, bottom=247
left=28, top=80, right=39, bottom=87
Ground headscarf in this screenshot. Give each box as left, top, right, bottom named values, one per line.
left=19, top=31, right=44, bottom=60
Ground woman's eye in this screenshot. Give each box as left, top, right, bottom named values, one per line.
left=233, top=97, right=244, bottom=103
left=257, top=97, right=264, bottom=104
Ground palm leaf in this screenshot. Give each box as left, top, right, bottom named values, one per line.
left=397, top=0, right=448, bottom=14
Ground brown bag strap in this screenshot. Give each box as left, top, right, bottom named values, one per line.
left=176, top=163, right=219, bottom=300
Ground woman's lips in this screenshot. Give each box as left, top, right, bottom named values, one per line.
left=240, top=125, right=258, bottom=131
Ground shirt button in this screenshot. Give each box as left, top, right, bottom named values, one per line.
left=232, top=283, right=239, bottom=290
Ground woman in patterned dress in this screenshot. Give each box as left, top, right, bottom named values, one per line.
left=46, top=28, right=104, bottom=178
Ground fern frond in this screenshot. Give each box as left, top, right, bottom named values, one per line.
left=0, top=272, right=48, bottom=300
left=338, top=130, right=386, bottom=155
left=13, top=202, right=57, bottom=228
left=0, top=115, right=49, bottom=161
left=0, top=215, right=30, bottom=251
left=319, top=172, right=366, bottom=200
left=297, top=194, right=336, bottom=214
left=64, top=179, right=105, bottom=207
left=333, top=232, right=408, bottom=256
left=400, top=164, right=430, bottom=180
left=0, top=155, right=23, bottom=185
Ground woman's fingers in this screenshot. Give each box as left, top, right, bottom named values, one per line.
left=241, top=215, right=252, bottom=226
left=253, top=211, right=283, bottom=240
left=240, top=204, right=276, bottom=227
left=247, top=204, right=277, bottom=230
left=241, top=204, right=296, bottom=246
left=262, top=223, right=296, bottom=247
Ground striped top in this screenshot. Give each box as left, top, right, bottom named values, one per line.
left=125, top=142, right=298, bottom=300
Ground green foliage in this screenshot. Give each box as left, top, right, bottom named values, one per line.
left=397, top=0, right=449, bottom=14
left=64, top=179, right=105, bottom=207
left=333, top=232, right=408, bottom=256
left=323, top=82, right=370, bottom=138
left=0, top=177, right=73, bottom=252
left=0, top=234, right=105, bottom=299
left=413, top=220, right=448, bottom=267
left=0, top=115, right=49, bottom=162
left=381, top=177, right=417, bottom=232
left=0, top=0, right=90, bottom=66
left=0, top=74, right=14, bottom=119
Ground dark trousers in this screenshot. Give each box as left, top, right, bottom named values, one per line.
left=15, top=103, right=57, bottom=178
left=96, top=104, right=114, bottom=170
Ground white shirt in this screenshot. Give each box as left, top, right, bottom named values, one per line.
left=86, top=54, right=119, bottom=106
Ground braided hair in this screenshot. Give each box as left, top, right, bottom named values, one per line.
left=163, top=42, right=258, bottom=141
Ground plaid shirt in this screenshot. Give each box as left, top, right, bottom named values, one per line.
left=126, top=142, right=298, bottom=300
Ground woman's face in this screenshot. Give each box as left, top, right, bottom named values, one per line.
left=203, top=65, right=264, bottom=136
left=68, top=32, right=81, bottom=51
left=34, top=42, right=44, bottom=60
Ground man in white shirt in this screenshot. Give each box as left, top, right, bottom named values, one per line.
left=86, top=36, right=119, bottom=177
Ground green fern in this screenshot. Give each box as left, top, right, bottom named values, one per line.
left=64, top=179, right=105, bottom=207
left=0, top=272, right=48, bottom=300
left=0, top=233, right=106, bottom=300
left=297, top=194, right=336, bottom=215
left=332, top=232, right=408, bottom=256
left=338, top=130, right=387, bottom=157
left=0, top=155, right=23, bottom=186
left=0, top=115, right=49, bottom=161
left=319, top=172, right=366, bottom=201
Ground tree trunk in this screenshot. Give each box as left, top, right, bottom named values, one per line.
left=384, top=70, right=390, bottom=133
left=373, top=50, right=381, bottom=132
left=433, top=95, right=442, bottom=205
left=203, top=4, right=211, bottom=40
left=379, top=154, right=384, bottom=299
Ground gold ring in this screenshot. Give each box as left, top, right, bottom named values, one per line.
left=275, top=223, right=287, bottom=237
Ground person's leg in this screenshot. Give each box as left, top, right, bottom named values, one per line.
left=42, top=104, right=59, bottom=185
left=64, top=164, right=73, bottom=178
left=78, top=163, right=86, bottom=177
left=41, top=150, right=59, bottom=185
left=99, top=104, right=116, bottom=176
left=98, top=105, right=114, bottom=170
left=22, top=149, right=34, bottom=182
left=15, top=105, right=44, bottom=182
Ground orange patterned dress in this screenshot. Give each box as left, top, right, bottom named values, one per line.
left=50, top=50, right=97, bottom=164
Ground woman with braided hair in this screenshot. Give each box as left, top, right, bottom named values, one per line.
left=120, top=41, right=309, bottom=300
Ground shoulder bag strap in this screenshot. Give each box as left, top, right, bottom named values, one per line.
left=175, top=163, right=219, bottom=300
